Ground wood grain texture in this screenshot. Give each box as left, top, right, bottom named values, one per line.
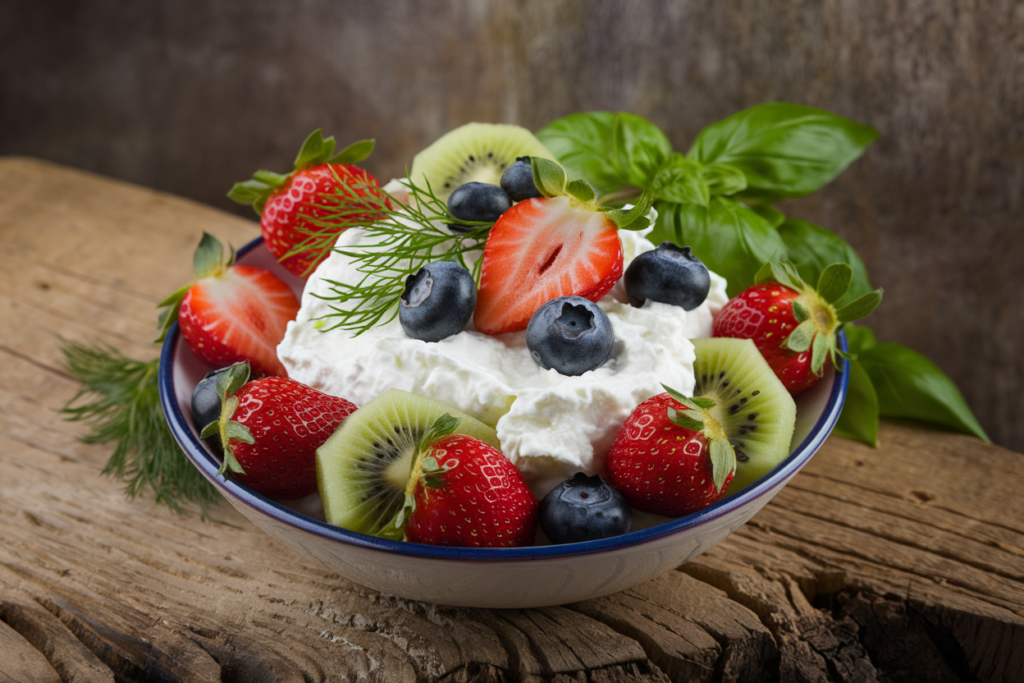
left=1, top=0, right=1021, bottom=451
left=0, top=158, right=1021, bottom=681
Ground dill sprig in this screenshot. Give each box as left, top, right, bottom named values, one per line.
left=288, top=174, right=492, bottom=335
left=60, top=341, right=218, bottom=515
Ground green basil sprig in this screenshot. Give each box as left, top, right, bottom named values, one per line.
left=844, top=325, right=990, bottom=443
left=537, top=104, right=990, bottom=447
left=649, top=198, right=786, bottom=297
left=687, top=103, right=879, bottom=201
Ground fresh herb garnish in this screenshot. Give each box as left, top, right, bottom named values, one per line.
left=538, top=105, right=989, bottom=446
left=295, top=176, right=493, bottom=336
left=59, top=342, right=219, bottom=513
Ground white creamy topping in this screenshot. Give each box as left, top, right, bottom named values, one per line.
left=278, top=218, right=728, bottom=489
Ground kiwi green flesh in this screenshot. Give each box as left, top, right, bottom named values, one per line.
left=409, top=123, right=555, bottom=201
left=316, top=388, right=499, bottom=537
left=692, top=338, right=797, bottom=496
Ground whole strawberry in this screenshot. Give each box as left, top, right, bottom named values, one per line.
left=391, top=415, right=537, bottom=547
left=713, top=260, right=883, bottom=395
left=473, top=158, right=652, bottom=334
left=229, top=130, right=388, bottom=278
left=156, top=233, right=299, bottom=377
left=204, top=362, right=357, bottom=499
left=607, top=386, right=736, bottom=517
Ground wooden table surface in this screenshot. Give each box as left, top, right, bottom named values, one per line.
left=1, top=157, right=1021, bottom=683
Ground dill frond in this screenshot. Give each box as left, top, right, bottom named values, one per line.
left=60, top=341, right=218, bottom=515
left=284, top=175, right=493, bottom=336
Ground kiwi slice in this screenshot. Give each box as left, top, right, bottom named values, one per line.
left=316, top=389, right=499, bottom=538
left=409, top=123, right=554, bottom=200
left=692, top=337, right=797, bottom=495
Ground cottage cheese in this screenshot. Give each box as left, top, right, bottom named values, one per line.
left=277, top=219, right=728, bottom=489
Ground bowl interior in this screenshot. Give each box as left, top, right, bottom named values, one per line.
left=159, top=237, right=848, bottom=561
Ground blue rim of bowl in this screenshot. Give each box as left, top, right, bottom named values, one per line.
left=159, top=237, right=850, bottom=562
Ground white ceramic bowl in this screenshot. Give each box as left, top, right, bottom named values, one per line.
left=159, top=238, right=848, bottom=609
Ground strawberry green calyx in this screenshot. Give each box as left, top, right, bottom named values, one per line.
left=389, top=414, right=462, bottom=535
left=155, top=232, right=235, bottom=343
left=201, top=361, right=253, bottom=477
left=661, top=384, right=736, bottom=494
left=755, top=259, right=884, bottom=376
left=227, top=129, right=376, bottom=215
left=531, top=157, right=653, bottom=231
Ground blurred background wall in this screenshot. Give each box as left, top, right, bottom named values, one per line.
left=2, top=0, right=1021, bottom=450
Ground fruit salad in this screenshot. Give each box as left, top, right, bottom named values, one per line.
left=171, top=120, right=873, bottom=549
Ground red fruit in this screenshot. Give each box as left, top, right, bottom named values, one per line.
left=212, top=364, right=357, bottom=499
left=713, top=282, right=817, bottom=392
left=402, top=430, right=537, bottom=548
left=229, top=130, right=388, bottom=278
left=713, top=260, right=882, bottom=395
left=607, top=389, right=736, bottom=517
left=158, top=233, right=299, bottom=377
left=474, top=196, right=623, bottom=334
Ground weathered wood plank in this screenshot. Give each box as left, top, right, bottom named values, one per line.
left=1, top=158, right=1022, bottom=681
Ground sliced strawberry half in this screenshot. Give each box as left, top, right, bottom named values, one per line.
left=157, top=233, right=300, bottom=377
left=473, top=159, right=653, bottom=335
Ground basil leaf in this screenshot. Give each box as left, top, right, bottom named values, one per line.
left=777, top=219, right=874, bottom=308
left=842, top=322, right=878, bottom=354
left=834, top=357, right=880, bottom=447
left=858, top=342, right=990, bottom=443
left=650, top=154, right=709, bottom=206
left=649, top=197, right=787, bottom=297
left=702, top=163, right=748, bottom=196
left=612, top=112, right=674, bottom=188
left=747, top=203, right=786, bottom=228
left=687, top=102, right=879, bottom=201
left=536, top=112, right=626, bottom=197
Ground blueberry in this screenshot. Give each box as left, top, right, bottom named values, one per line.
left=539, top=473, right=631, bottom=544
left=526, top=296, right=614, bottom=376
left=191, top=367, right=230, bottom=449
left=500, top=156, right=543, bottom=202
left=399, top=261, right=477, bottom=342
left=623, top=242, right=711, bottom=310
left=447, top=182, right=512, bottom=232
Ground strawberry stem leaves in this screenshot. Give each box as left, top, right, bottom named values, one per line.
left=420, top=413, right=461, bottom=451
left=214, top=362, right=252, bottom=477
left=329, top=139, right=375, bottom=166
left=836, top=290, right=884, bottom=323
left=605, top=192, right=655, bottom=231
left=155, top=233, right=235, bottom=344
left=785, top=320, right=815, bottom=353
left=660, top=384, right=736, bottom=494
left=229, top=129, right=376, bottom=216
left=192, top=231, right=228, bottom=278
left=791, top=300, right=810, bottom=323
left=566, top=178, right=597, bottom=204
left=708, top=437, right=736, bottom=493
left=533, top=157, right=569, bottom=197
left=817, top=262, right=853, bottom=303
left=667, top=407, right=705, bottom=431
